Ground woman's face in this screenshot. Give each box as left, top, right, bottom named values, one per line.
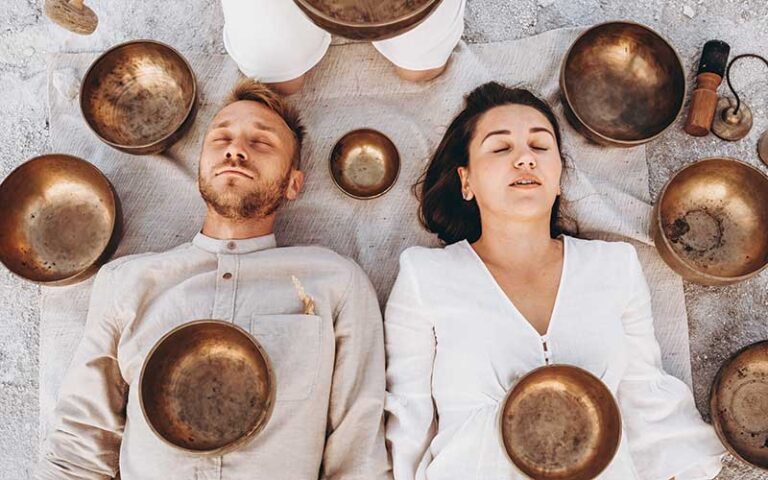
left=458, top=104, right=562, bottom=226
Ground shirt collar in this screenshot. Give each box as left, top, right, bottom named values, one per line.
left=192, top=232, right=277, bottom=254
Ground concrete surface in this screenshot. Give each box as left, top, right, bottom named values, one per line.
left=0, top=0, right=766, bottom=478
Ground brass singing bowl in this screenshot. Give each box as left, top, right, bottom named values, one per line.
left=711, top=341, right=768, bottom=470
left=293, top=0, right=443, bottom=41
left=0, top=154, right=121, bottom=286
left=330, top=128, right=400, bottom=199
left=561, top=21, right=685, bottom=147
left=652, top=158, right=768, bottom=286
left=140, top=320, right=276, bottom=455
left=81, top=40, right=197, bottom=155
left=499, top=365, right=622, bottom=480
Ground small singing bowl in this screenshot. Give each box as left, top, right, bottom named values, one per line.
left=0, top=154, right=121, bottom=286
left=499, top=365, right=622, bottom=480
left=81, top=40, right=197, bottom=155
left=561, top=21, right=686, bottom=147
left=330, top=129, right=400, bottom=200
left=710, top=341, right=768, bottom=470
left=652, top=158, right=768, bottom=286
left=140, top=320, right=276, bottom=455
left=293, top=0, right=443, bottom=41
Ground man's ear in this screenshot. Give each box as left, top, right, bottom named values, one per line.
left=285, top=169, right=305, bottom=201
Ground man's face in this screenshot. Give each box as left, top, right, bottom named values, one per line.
left=198, top=100, right=303, bottom=219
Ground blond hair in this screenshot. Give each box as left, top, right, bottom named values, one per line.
left=224, top=78, right=305, bottom=169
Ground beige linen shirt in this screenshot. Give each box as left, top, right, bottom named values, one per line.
left=37, top=233, right=391, bottom=480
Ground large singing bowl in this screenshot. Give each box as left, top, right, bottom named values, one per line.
left=561, top=21, right=686, bottom=147
left=140, top=320, right=276, bottom=455
left=81, top=40, right=197, bottom=155
left=0, top=154, right=121, bottom=286
left=652, top=158, right=768, bottom=286
left=499, top=365, right=622, bottom=480
left=293, top=0, right=443, bottom=41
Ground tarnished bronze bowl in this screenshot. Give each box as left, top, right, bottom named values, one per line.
left=561, top=21, right=685, bottom=147
left=330, top=128, right=400, bottom=199
left=711, top=341, right=768, bottom=470
left=499, top=365, right=621, bottom=480
left=0, top=154, right=120, bottom=286
left=652, top=158, right=768, bottom=286
left=140, top=320, right=275, bottom=455
left=81, top=40, right=197, bottom=155
left=293, top=0, right=443, bottom=41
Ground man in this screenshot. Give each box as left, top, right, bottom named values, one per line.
left=37, top=79, right=391, bottom=480
left=221, top=0, right=467, bottom=95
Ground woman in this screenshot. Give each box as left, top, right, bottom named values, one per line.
left=384, top=82, right=725, bottom=480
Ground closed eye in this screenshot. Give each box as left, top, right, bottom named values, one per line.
left=531, top=146, right=549, bottom=151
left=493, top=147, right=510, bottom=154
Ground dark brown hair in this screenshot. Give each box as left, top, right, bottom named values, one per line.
left=417, top=81, right=571, bottom=245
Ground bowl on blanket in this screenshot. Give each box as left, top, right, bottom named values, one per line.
left=293, top=0, right=443, bottom=41
left=711, top=340, right=768, bottom=470
left=652, top=157, right=768, bottom=286
left=81, top=40, right=197, bottom=155
left=561, top=21, right=685, bottom=147
left=0, top=154, right=121, bottom=285
left=330, top=128, right=401, bottom=199
left=498, top=365, right=621, bottom=480
left=140, top=320, right=276, bottom=455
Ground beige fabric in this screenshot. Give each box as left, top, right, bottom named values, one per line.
left=37, top=234, right=390, bottom=479
left=43, top=26, right=693, bottom=447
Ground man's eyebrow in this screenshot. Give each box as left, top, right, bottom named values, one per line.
left=481, top=129, right=511, bottom=143
left=212, top=120, right=230, bottom=129
left=253, top=121, right=276, bottom=133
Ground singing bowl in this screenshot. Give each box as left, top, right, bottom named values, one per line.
left=0, top=154, right=121, bottom=286
left=140, top=320, right=276, bottom=455
left=330, top=128, right=400, bottom=199
left=499, top=365, right=621, bottom=480
left=652, top=158, right=768, bottom=286
left=560, top=21, right=686, bottom=147
left=293, top=0, right=443, bottom=41
left=710, top=341, right=768, bottom=470
left=81, top=40, right=197, bottom=155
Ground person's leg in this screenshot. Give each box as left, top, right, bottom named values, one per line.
left=221, top=0, right=331, bottom=94
left=373, top=0, right=466, bottom=82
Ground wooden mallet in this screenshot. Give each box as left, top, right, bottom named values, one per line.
left=684, top=40, right=730, bottom=136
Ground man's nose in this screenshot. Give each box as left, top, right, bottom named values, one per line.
left=225, top=141, right=247, bottom=162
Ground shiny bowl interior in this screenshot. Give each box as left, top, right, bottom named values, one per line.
left=330, top=128, right=400, bottom=199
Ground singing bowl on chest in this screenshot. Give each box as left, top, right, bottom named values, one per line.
left=0, top=154, right=121, bottom=285
left=498, top=365, right=622, bottom=480
left=140, top=320, right=276, bottom=455
left=560, top=21, right=685, bottom=147
left=80, top=40, right=197, bottom=155
left=293, top=0, right=443, bottom=41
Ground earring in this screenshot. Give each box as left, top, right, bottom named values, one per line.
left=462, top=190, right=474, bottom=201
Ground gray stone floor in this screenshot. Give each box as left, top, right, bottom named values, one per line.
left=1, top=0, right=767, bottom=478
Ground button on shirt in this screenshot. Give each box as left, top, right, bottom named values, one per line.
left=37, top=233, right=391, bottom=480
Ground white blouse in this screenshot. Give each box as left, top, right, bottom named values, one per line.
left=384, top=235, right=725, bottom=480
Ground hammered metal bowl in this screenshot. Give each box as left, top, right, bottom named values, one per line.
left=81, top=40, right=197, bottom=155
left=499, top=365, right=621, bottom=480
left=561, top=21, right=686, bottom=147
left=330, top=129, right=400, bottom=199
left=711, top=341, right=768, bottom=470
left=652, top=158, right=768, bottom=286
left=0, top=154, right=120, bottom=286
left=140, top=320, right=275, bottom=455
left=293, top=0, right=443, bottom=41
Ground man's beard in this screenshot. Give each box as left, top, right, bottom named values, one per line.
left=199, top=170, right=291, bottom=220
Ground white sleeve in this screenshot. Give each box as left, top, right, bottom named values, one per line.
left=616, top=245, right=724, bottom=480
left=384, top=249, right=438, bottom=480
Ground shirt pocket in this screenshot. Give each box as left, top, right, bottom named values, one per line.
left=250, top=314, right=322, bottom=402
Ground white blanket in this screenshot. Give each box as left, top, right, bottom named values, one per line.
left=41, top=27, right=692, bottom=439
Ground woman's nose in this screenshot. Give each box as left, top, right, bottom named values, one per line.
left=514, top=154, right=536, bottom=169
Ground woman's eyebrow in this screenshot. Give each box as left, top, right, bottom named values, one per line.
left=530, top=126, right=555, bottom=138
left=481, top=129, right=511, bottom=143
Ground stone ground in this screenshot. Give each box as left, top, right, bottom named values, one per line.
left=1, top=0, right=767, bottom=478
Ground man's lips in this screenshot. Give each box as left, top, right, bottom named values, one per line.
left=216, top=169, right=254, bottom=179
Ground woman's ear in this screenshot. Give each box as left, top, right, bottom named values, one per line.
left=457, top=166, right=474, bottom=201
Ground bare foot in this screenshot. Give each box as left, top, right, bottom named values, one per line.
left=394, top=63, right=448, bottom=83
left=267, top=74, right=306, bottom=96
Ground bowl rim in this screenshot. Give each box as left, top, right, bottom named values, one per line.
left=79, top=39, right=198, bottom=152
left=654, top=156, right=768, bottom=283
left=559, top=20, right=687, bottom=146
left=0, top=153, right=118, bottom=285
left=293, top=0, right=443, bottom=30
left=138, top=319, right=277, bottom=456
left=328, top=127, right=401, bottom=200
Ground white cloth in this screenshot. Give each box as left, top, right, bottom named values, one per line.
left=384, top=237, right=725, bottom=480
left=221, top=0, right=466, bottom=82
left=37, top=234, right=390, bottom=480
